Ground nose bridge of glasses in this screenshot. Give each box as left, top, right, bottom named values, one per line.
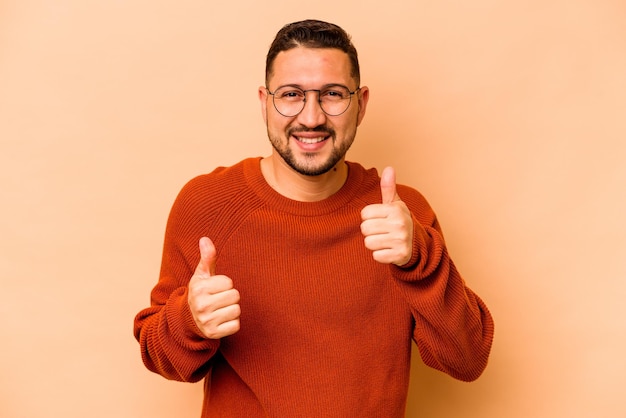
left=301, top=89, right=322, bottom=104
left=303, top=89, right=321, bottom=96
left=300, top=89, right=325, bottom=112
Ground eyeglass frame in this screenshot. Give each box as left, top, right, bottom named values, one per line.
left=265, top=84, right=361, bottom=117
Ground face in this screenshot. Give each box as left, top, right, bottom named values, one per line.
left=259, top=47, right=369, bottom=176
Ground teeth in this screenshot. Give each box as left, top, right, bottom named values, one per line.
left=296, top=136, right=325, bottom=144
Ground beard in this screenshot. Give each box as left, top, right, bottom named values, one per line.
left=267, top=125, right=355, bottom=176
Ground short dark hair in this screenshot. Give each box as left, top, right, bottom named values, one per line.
left=265, top=19, right=360, bottom=87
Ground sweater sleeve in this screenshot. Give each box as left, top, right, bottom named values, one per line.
left=133, top=177, right=222, bottom=383
left=133, top=286, right=220, bottom=382
left=391, top=191, right=494, bottom=382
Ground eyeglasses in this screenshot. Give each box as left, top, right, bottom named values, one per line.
left=266, top=85, right=360, bottom=117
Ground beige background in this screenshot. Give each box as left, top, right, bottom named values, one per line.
left=1, top=0, right=625, bottom=417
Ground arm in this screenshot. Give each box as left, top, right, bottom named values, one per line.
left=133, top=180, right=240, bottom=382
left=392, top=217, right=494, bottom=381
left=361, top=167, right=494, bottom=381
left=133, top=282, right=220, bottom=382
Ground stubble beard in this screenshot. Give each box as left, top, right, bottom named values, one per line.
left=267, top=126, right=355, bottom=176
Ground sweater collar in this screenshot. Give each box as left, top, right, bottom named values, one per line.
left=243, top=157, right=367, bottom=216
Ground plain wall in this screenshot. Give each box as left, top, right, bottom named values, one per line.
left=1, top=1, right=625, bottom=417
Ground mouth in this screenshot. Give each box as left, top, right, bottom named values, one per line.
left=293, top=135, right=328, bottom=144
left=287, top=127, right=335, bottom=152
left=289, top=129, right=332, bottom=152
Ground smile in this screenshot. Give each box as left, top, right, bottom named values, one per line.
left=294, top=136, right=327, bottom=144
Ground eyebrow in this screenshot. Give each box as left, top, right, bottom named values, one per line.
left=271, top=83, right=353, bottom=90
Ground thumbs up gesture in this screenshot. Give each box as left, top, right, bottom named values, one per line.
left=188, top=237, right=241, bottom=339
left=360, top=167, right=414, bottom=266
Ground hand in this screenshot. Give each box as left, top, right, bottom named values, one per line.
left=360, top=167, right=414, bottom=266
left=188, top=237, right=241, bottom=339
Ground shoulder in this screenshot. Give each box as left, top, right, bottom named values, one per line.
left=168, top=158, right=259, bottom=223
left=176, top=159, right=253, bottom=204
left=159, top=159, right=268, bottom=263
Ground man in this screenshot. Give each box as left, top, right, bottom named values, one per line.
left=134, top=19, right=494, bottom=417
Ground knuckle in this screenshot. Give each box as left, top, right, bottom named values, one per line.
left=188, top=293, right=205, bottom=311
left=231, top=320, right=241, bottom=334
left=214, top=275, right=234, bottom=290
left=203, top=328, right=221, bottom=339
left=194, top=295, right=218, bottom=315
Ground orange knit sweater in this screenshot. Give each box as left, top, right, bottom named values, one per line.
left=134, top=157, right=494, bottom=417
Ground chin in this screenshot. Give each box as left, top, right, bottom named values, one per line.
left=289, top=156, right=342, bottom=176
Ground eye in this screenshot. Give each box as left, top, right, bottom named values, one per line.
left=276, top=88, right=304, bottom=100
left=320, top=87, right=349, bottom=100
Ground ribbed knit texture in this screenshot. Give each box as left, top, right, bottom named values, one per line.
left=134, top=157, right=494, bottom=418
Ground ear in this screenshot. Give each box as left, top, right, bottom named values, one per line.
left=258, top=86, right=269, bottom=124
left=355, top=86, right=370, bottom=127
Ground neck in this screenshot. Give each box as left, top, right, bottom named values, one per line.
left=260, top=155, right=348, bottom=202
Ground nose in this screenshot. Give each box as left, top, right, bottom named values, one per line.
left=296, top=91, right=327, bottom=127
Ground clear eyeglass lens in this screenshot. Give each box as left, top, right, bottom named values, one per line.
left=272, top=86, right=353, bottom=116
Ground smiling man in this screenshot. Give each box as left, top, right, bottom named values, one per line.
left=261, top=46, right=365, bottom=179
left=134, top=19, right=494, bottom=418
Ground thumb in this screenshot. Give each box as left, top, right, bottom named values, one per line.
left=380, top=166, right=399, bottom=204
left=196, top=237, right=216, bottom=277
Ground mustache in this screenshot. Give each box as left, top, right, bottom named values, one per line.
left=288, top=125, right=336, bottom=137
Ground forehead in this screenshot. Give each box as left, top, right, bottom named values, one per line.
left=269, top=47, right=353, bottom=87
